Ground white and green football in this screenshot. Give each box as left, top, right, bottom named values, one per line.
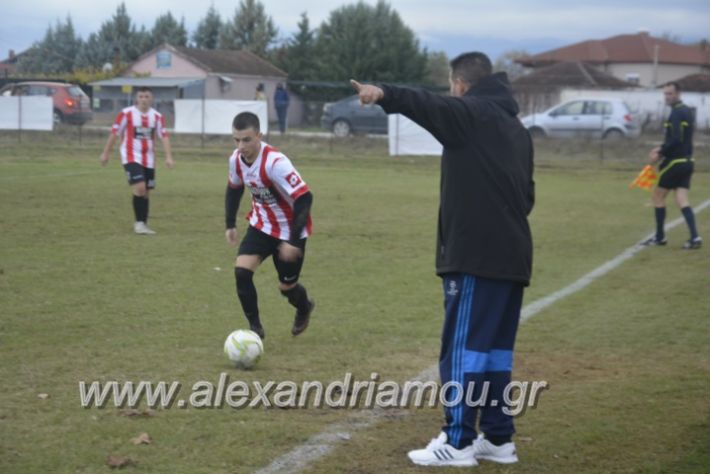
left=224, top=329, right=264, bottom=369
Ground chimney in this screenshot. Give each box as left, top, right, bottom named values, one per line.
left=637, top=28, right=650, bottom=36
left=8, top=49, right=15, bottom=60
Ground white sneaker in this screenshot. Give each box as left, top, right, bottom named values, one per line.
left=407, top=432, right=477, bottom=467
left=134, top=221, right=156, bottom=235
left=472, top=434, right=518, bottom=464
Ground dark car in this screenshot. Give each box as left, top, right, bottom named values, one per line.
left=0, top=81, right=93, bottom=125
left=321, top=95, right=388, bottom=137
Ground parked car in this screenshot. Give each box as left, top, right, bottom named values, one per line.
left=321, top=95, right=388, bottom=137
left=520, top=98, right=640, bottom=139
left=0, top=81, right=93, bottom=125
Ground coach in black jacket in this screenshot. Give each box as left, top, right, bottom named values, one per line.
left=353, top=52, right=534, bottom=467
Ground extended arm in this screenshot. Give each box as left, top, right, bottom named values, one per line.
left=351, top=80, right=474, bottom=147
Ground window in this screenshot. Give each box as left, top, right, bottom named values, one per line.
left=28, top=85, right=51, bottom=96
left=625, top=73, right=640, bottom=85
left=584, top=101, right=601, bottom=115
left=584, top=101, right=613, bottom=115
left=67, top=86, right=85, bottom=97
left=554, top=101, right=584, bottom=116
left=156, top=51, right=171, bottom=69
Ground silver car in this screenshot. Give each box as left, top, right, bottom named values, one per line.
left=520, top=98, right=640, bottom=139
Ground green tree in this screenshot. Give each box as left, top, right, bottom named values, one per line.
left=150, top=12, right=187, bottom=48
left=219, top=0, right=278, bottom=56
left=192, top=5, right=222, bottom=49
left=425, top=51, right=450, bottom=87
left=18, top=16, right=82, bottom=74
left=274, top=12, right=319, bottom=80
left=315, top=1, right=427, bottom=82
left=75, top=3, right=150, bottom=70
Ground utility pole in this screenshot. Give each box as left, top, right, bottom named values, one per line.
left=652, top=45, right=660, bottom=87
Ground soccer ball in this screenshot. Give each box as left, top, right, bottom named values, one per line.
left=224, top=329, right=264, bottom=369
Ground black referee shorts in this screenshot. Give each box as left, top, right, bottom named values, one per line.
left=238, top=226, right=307, bottom=284
left=658, top=159, right=693, bottom=190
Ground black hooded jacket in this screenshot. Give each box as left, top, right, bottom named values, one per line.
left=377, top=73, right=534, bottom=285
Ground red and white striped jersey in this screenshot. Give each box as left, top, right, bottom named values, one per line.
left=111, top=106, right=168, bottom=169
left=228, top=142, right=312, bottom=241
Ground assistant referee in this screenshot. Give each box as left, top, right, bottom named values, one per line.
left=644, top=82, right=702, bottom=249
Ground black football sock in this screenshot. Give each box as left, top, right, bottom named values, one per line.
left=132, top=195, right=143, bottom=222
left=486, top=435, right=512, bottom=446
left=281, top=284, right=310, bottom=314
left=133, top=195, right=148, bottom=222
left=144, top=197, right=150, bottom=223
left=655, top=207, right=666, bottom=241
left=235, top=267, right=261, bottom=327
left=681, top=206, right=698, bottom=239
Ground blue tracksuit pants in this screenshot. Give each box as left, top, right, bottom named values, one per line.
left=439, top=273, right=524, bottom=449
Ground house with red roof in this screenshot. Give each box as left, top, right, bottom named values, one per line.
left=517, top=32, right=710, bottom=88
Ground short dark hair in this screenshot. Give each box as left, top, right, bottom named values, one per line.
left=136, top=86, right=152, bottom=94
left=450, top=52, right=492, bottom=86
left=233, top=112, right=260, bottom=132
left=664, top=81, right=681, bottom=92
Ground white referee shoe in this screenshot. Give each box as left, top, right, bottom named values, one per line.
left=472, top=434, right=518, bottom=464
left=134, top=221, right=156, bottom=235
left=407, top=432, right=477, bottom=467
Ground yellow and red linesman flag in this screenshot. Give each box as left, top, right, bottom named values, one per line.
left=629, top=165, right=658, bottom=190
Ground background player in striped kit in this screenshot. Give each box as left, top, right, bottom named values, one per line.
left=224, top=112, right=315, bottom=339
left=100, top=87, right=174, bottom=235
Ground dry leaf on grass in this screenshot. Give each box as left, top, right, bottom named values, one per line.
left=37, top=393, right=50, bottom=400
left=130, top=432, right=152, bottom=445
left=106, top=455, right=134, bottom=469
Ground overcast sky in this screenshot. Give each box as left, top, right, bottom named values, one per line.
left=1, top=0, right=708, bottom=61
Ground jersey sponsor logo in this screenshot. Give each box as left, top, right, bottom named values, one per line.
left=247, top=181, right=277, bottom=204
left=286, top=172, right=302, bottom=188
left=134, top=126, right=154, bottom=140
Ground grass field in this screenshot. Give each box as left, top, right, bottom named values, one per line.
left=0, top=130, right=708, bottom=473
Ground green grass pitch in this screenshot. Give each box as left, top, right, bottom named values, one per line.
left=1, top=131, right=708, bottom=473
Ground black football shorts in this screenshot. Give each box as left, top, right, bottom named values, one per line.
left=123, top=163, right=156, bottom=189
left=238, top=226, right=307, bottom=284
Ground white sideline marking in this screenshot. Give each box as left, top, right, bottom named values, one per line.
left=521, top=198, right=710, bottom=323
left=256, top=199, right=710, bottom=474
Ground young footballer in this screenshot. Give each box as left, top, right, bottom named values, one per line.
left=224, top=112, right=315, bottom=339
left=100, top=87, right=174, bottom=234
